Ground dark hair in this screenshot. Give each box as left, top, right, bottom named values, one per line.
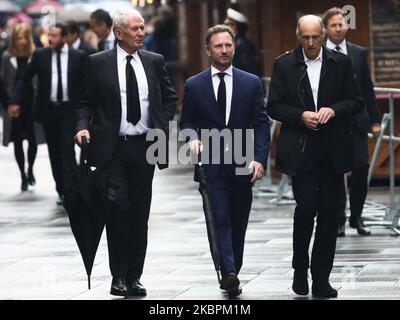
left=322, top=7, right=345, bottom=28
left=65, top=20, right=80, bottom=36
left=54, top=22, right=68, bottom=37
left=90, top=9, right=112, bottom=28
left=205, top=24, right=235, bottom=46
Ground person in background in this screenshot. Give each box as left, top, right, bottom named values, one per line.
left=224, top=8, right=262, bottom=77
left=322, top=7, right=381, bottom=237
left=65, top=20, right=97, bottom=57
left=89, top=9, right=116, bottom=52
left=1, top=23, right=37, bottom=192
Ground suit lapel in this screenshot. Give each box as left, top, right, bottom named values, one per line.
left=228, top=68, right=239, bottom=127
left=138, top=50, right=154, bottom=110
left=68, top=47, right=73, bottom=98
left=109, top=48, right=121, bottom=107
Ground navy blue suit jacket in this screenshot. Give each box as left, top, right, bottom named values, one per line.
left=180, top=67, right=270, bottom=182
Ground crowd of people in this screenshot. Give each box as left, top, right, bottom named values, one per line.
left=0, top=5, right=382, bottom=299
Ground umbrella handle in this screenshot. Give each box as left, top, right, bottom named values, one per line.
left=80, top=136, right=89, bottom=168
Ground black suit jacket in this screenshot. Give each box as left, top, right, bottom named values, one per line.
left=10, top=46, right=86, bottom=122
left=346, top=42, right=381, bottom=133
left=75, top=47, right=177, bottom=169
left=78, top=41, right=97, bottom=57
left=267, top=45, right=364, bottom=176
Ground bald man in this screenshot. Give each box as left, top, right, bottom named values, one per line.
left=267, top=15, right=364, bottom=298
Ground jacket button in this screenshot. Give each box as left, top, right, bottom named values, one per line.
left=299, top=139, right=303, bottom=143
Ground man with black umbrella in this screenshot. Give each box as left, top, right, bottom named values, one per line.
left=75, top=9, right=177, bottom=297
left=180, top=24, right=269, bottom=297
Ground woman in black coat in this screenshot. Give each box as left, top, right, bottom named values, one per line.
left=1, top=23, right=37, bottom=191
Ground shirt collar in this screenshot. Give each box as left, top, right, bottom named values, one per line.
left=72, top=38, right=81, bottom=50
left=211, top=65, right=233, bottom=77
left=117, top=44, right=140, bottom=64
left=326, top=38, right=346, bottom=52
left=106, top=30, right=115, bottom=43
left=302, top=47, right=323, bottom=63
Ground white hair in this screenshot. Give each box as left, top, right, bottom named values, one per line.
left=296, top=14, right=325, bottom=36
left=112, top=9, right=144, bottom=30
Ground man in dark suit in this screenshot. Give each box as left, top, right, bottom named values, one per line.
left=65, top=20, right=97, bottom=57
left=75, top=9, right=177, bottom=297
left=8, top=23, right=85, bottom=204
left=89, top=9, right=116, bottom=52
left=267, top=15, right=364, bottom=298
left=181, top=24, right=269, bottom=297
left=322, top=7, right=381, bottom=237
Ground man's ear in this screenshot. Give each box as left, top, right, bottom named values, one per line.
left=204, top=45, right=211, bottom=57
left=114, top=29, right=122, bottom=41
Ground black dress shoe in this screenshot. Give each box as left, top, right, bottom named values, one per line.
left=312, top=281, right=338, bottom=298
left=21, top=176, right=28, bottom=192
left=110, top=276, right=128, bottom=296
left=349, top=217, right=371, bottom=236
left=337, top=225, right=346, bottom=237
left=222, top=273, right=241, bottom=297
left=27, top=169, right=36, bottom=186
left=292, top=270, right=309, bottom=295
left=127, top=279, right=147, bottom=296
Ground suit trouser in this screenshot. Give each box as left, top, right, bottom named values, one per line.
left=291, top=132, right=343, bottom=282
left=103, top=136, right=155, bottom=278
left=42, top=102, right=76, bottom=196
left=207, top=166, right=252, bottom=276
left=338, top=128, right=369, bottom=226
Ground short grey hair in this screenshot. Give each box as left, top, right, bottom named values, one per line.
left=112, top=9, right=144, bottom=30
left=296, top=14, right=325, bottom=36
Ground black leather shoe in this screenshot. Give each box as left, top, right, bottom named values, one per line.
left=312, top=281, right=338, bottom=298
left=57, top=194, right=64, bottom=206
left=27, top=169, right=36, bottom=186
left=222, top=273, right=241, bottom=297
left=349, top=217, right=371, bottom=236
left=292, top=270, right=309, bottom=295
left=21, top=176, right=28, bottom=192
left=337, top=225, right=346, bottom=237
left=127, top=279, right=147, bottom=297
left=110, top=277, right=128, bottom=296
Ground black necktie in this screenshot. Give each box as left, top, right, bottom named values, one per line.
left=125, top=55, right=141, bottom=125
left=335, top=45, right=341, bottom=52
left=56, top=49, right=63, bottom=102
left=217, top=72, right=226, bottom=123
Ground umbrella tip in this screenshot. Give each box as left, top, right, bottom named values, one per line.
left=88, top=276, right=91, bottom=290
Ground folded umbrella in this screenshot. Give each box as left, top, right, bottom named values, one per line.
left=197, top=153, right=222, bottom=284
left=63, top=136, right=107, bottom=289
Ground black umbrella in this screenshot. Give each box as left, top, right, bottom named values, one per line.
left=197, top=154, right=222, bottom=284
left=63, top=136, right=107, bottom=289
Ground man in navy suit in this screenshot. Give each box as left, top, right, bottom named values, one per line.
left=322, top=7, right=381, bottom=237
left=181, top=24, right=270, bottom=297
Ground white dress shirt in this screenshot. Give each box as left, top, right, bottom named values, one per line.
left=326, top=38, right=347, bottom=55
left=117, top=44, right=150, bottom=136
left=303, top=48, right=323, bottom=111
left=104, top=31, right=115, bottom=50
left=51, top=43, right=69, bottom=102
left=211, top=65, right=233, bottom=125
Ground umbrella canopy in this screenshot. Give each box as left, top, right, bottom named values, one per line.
left=0, top=0, right=21, bottom=13
left=197, top=158, right=222, bottom=284
left=24, top=0, right=63, bottom=16
left=63, top=137, right=107, bottom=289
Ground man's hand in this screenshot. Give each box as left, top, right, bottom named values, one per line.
left=7, top=104, right=21, bottom=118
left=249, top=161, right=264, bottom=184
left=371, top=124, right=381, bottom=138
left=188, top=139, right=203, bottom=155
left=317, top=107, right=335, bottom=124
left=302, top=111, right=319, bottom=129
left=75, top=130, right=91, bottom=145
